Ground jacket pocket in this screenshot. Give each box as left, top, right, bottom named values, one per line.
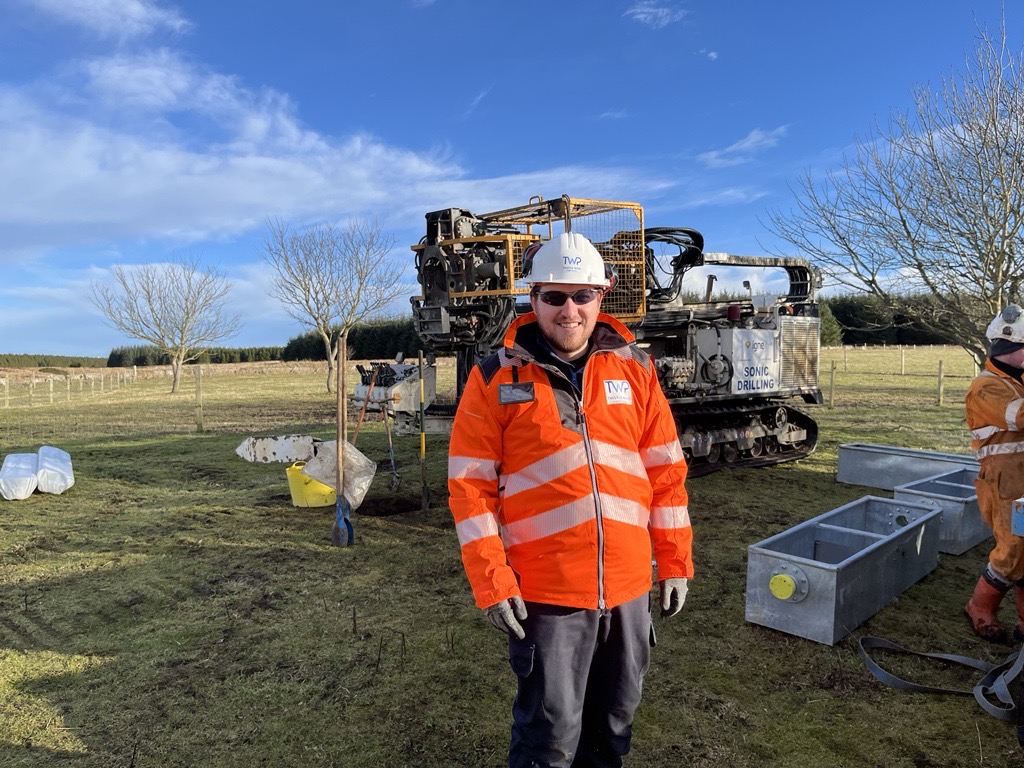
left=992, top=465, right=1024, bottom=500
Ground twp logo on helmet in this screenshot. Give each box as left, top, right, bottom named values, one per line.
left=563, top=256, right=582, bottom=267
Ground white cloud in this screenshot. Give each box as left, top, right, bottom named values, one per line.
left=23, top=0, right=190, bottom=39
left=83, top=48, right=196, bottom=110
left=624, top=1, right=687, bottom=29
left=0, top=50, right=469, bottom=263
left=462, top=86, right=493, bottom=119
left=600, top=109, right=629, bottom=120
left=697, top=126, right=789, bottom=169
left=0, top=1, right=693, bottom=353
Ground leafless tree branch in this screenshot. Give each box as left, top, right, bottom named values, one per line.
left=90, top=255, right=241, bottom=392
left=765, top=24, right=1024, bottom=364
left=259, top=218, right=402, bottom=392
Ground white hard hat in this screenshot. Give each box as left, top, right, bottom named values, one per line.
left=523, top=232, right=610, bottom=287
left=986, top=304, right=1024, bottom=345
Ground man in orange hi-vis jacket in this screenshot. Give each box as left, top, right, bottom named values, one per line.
left=448, top=232, right=694, bottom=768
left=965, top=304, right=1024, bottom=644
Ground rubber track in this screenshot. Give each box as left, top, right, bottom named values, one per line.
left=671, top=401, right=819, bottom=478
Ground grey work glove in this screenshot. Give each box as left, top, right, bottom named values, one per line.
left=659, top=577, right=688, bottom=618
left=485, top=596, right=528, bottom=640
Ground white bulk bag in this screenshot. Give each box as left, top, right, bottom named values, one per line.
left=36, top=445, right=75, bottom=494
left=0, top=453, right=39, bottom=501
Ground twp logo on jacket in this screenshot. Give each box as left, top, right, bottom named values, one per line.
left=604, top=379, right=632, bottom=405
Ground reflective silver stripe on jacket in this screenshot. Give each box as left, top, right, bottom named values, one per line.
left=642, top=440, right=686, bottom=468
left=455, top=512, right=501, bottom=546
left=973, top=440, right=1024, bottom=460
left=649, top=505, right=691, bottom=529
left=500, top=440, right=647, bottom=499
left=1006, top=398, right=1024, bottom=430
left=500, top=493, right=649, bottom=548
left=448, top=455, right=500, bottom=482
left=972, top=425, right=1004, bottom=440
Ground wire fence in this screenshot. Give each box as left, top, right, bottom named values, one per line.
left=818, top=344, right=978, bottom=409
left=0, top=347, right=978, bottom=447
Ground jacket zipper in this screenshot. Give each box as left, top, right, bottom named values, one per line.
left=573, top=364, right=606, bottom=611
left=578, top=404, right=606, bottom=610
left=537, top=355, right=608, bottom=610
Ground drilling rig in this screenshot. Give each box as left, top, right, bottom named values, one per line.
left=358, top=194, right=823, bottom=477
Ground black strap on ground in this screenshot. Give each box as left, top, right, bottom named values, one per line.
left=856, top=635, right=1024, bottom=723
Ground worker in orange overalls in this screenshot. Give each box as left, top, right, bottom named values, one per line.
left=965, top=304, right=1024, bottom=643
left=448, top=232, right=694, bottom=767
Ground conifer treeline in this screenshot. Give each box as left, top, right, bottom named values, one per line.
left=4, top=299, right=953, bottom=370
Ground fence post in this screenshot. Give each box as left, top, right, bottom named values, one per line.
left=843, top=346, right=848, bottom=372
left=194, top=366, right=204, bottom=433
left=2, top=376, right=6, bottom=408
left=66, top=376, right=71, bottom=402
left=829, top=360, right=836, bottom=409
left=29, top=377, right=34, bottom=406
left=937, top=360, right=944, bottom=406
left=901, top=347, right=905, bottom=376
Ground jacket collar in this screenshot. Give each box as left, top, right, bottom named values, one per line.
left=501, top=311, right=635, bottom=365
left=987, top=356, right=1024, bottom=383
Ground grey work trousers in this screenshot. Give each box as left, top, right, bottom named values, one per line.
left=506, top=593, right=653, bottom=768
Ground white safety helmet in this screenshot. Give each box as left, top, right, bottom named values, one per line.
left=986, top=304, right=1024, bottom=345
left=523, top=232, right=610, bottom=288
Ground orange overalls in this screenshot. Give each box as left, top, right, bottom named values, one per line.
left=966, top=359, right=1024, bottom=581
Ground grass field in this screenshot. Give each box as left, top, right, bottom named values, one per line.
left=1, top=346, right=1021, bottom=767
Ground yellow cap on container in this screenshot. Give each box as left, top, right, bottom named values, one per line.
left=769, top=573, right=797, bottom=600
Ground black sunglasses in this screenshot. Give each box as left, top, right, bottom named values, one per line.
left=533, top=288, right=604, bottom=307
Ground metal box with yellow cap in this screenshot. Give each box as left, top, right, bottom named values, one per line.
left=745, top=496, right=942, bottom=645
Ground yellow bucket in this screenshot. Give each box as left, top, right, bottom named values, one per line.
left=285, top=461, right=337, bottom=508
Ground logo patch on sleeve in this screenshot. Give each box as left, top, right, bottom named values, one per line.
left=603, top=379, right=632, bottom=405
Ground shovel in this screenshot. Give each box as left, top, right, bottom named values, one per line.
left=383, top=407, right=401, bottom=491
left=418, top=352, right=431, bottom=510
left=352, top=366, right=379, bottom=446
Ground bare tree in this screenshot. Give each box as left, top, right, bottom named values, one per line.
left=260, top=218, right=402, bottom=392
left=90, top=256, right=241, bottom=393
left=765, top=25, right=1024, bottom=364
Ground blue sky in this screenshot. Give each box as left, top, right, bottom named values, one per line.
left=1, top=0, right=1020, bottom=356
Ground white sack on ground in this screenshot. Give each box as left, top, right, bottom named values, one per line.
left=234, top=434, right=317, bottom=463
left=300, top=440, right=376, bottom=510
left=0, top=453, right=39, bottom=501
left=36, top=445, right=75, bottom=494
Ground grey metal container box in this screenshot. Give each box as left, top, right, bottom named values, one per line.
left=893, top=468, right=989, bottom=555
left=745, top=496, right=942, bottom=645
left=836, top=443, right=978, bottom=491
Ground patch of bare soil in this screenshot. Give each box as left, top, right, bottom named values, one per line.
left=358, top=496, right=428, bottom=516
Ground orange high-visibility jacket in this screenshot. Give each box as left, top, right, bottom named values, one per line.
left=448, top=311, right=693, bottom=611
left=966, top=359, right=1024, bottom=578
left=967, top=359, right=1024, bottom=474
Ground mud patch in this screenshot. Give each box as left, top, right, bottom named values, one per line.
left=358, top=496, right=425, bottom=517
